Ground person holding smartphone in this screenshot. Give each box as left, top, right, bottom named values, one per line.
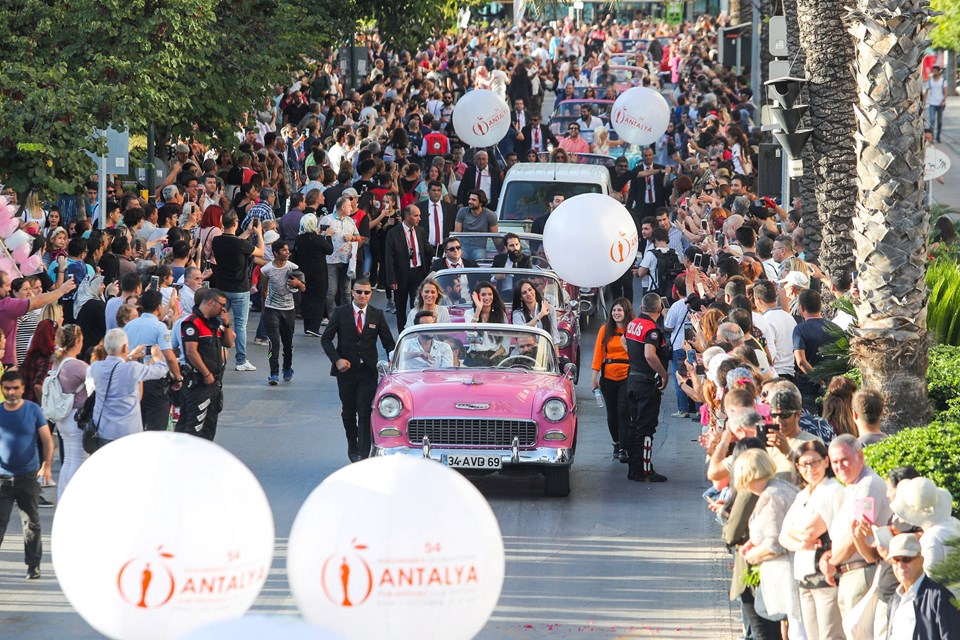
left=211, top=211, right=264, bottom=371
left=663, top=277, right=695, bottom=418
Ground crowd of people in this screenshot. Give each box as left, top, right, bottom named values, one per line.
left=0, top=9, right=955, bottom=636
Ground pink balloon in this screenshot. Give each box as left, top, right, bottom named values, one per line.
left=19, top=254, right=43, bottom=275
left=0, top=204, right=14, bottom=223
left=11, top=243, right=32, bottom=264
left=0, top=217, right=19, bottom=238
left=0, top=257, right=19, bottom=278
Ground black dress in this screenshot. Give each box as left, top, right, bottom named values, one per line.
left=292, top=232, right=334, bottom=334
left=75, top=299, right=106, bottom=361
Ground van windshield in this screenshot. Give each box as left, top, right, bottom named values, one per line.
left=499, top=181, right=603, bottom=222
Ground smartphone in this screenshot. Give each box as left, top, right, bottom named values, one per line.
left=150, top=275, right=160, bottom=290
left=320, top=224, right=330, bottom=232
left=683, top=321, right=694, bottom=342
left=201, top=281, right=210, bottom=289
left=701, top=218, right=708, bottom=232
left=872, top=525, right=893, bottom=549
left=714, top=231, right=724, bottom=246
left=854, top=497, right=876, bottom=524
left=686, top=350, right=697, bottom=365
left=693, top=253, right=704, bottom=268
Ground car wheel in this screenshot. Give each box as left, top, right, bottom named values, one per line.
left=544, top=467, right=570, bottom=497
left=573, top=350, right=581, bottom=385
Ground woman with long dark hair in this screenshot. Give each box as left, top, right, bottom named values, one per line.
left=591, top=298, right=634, bottom=461
left=21, top=318, right=59, bottom=403
left=511, top=279, right=558, bottom=342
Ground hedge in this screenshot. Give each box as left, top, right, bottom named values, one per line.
left=863, top=420, right=960, bottom=516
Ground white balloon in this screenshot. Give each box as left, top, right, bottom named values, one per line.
left=925, top=147, right=952, bottom=181
left=452, top=89, right=511, bottom=148
left=3, top=229, right=33, bottom=251
left=543, top=193, right=638, bottom=288
left=610, top=87, right=671, bottom=146
left=288, top=456, right=505, bottom=640
left=53, top=432, right=275, bottom=640
left=177, top=615, right=343, bottom=640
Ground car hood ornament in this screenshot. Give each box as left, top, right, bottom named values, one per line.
left=455, top=403, right=490, bottom=410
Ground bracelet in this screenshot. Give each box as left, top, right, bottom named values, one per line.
left=223, top=323, right=232, bottom=329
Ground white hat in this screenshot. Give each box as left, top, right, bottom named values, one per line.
left=779, top=271, right=810, bottom=289
left=887, top=533, right=922, bottom=559
left=263, top=230, right=280, bottom=244
left=891, top=477, right=954, bottom=529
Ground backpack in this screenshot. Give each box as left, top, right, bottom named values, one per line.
left=653, top=249, right=683, bottom=300
left=41, top=358, right=77, bottom=423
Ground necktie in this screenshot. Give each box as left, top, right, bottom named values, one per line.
left=433, top=203, right=441, bottom=245
left=475, top=168, right=482, bottom=189
left=533, top=128, right=540, bottom=149
left=646, top=167, right=654, bottom=204
left=409, top=227, right=418, bottom=268
left=356, top=309, right=364, bottom=334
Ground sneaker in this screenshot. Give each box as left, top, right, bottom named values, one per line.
left=618, top=450, right=629, bottom=464
left=385, top=301, right=396, bottom=314
left=26, top=566, right=40, bottom=580
left=236, top=362, right=258, bottom=372
left=321, top=318, right=329, bottom=326
left=253, top=338, right=269, bottom=346
left=283, top=368, right=294, bottom=382
left=375, top=286, right=386, bottom=292
left=637, top=470, right=668, bottom=483
left=304, top=330, right=321, bottom=337
left=671, top=411, right=690, bottom=418
left=268, top=374, right=279, bottom=386
left=612, top=443, right=619, bottom=460
left=38, top=496, right=54, bottom=508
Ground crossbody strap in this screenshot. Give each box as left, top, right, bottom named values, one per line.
left=94, top=362, right=121, bottom=426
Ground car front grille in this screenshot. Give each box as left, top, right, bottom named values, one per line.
left=407, top=418, right=538, bottom=448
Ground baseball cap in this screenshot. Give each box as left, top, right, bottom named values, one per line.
left=887, top=533, right=922, bottom=559
left=342, top=187, right=359, bottom=198
left=779, top=271, right=810, bottom=289
left=263, top=230, right=280, bottom=244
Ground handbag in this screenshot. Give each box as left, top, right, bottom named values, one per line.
left=78, top=362, right=119, bottom=454
left=756, top=555, right=799, bottom=621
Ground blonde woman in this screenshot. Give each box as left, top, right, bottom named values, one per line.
left=406, top=278, right=450, bottom=327
left=49, top=325, right=89, bottom=500
left=20, top=191, right=47, bottom=234
left=590, top=126, right=627, bottom=156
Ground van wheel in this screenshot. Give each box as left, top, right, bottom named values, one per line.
left=544, top=467, right=570, bottom=497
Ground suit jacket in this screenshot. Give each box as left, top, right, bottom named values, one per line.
left=321, top=304, right=396, bottom=376
left=520, top=123, right=559, bottom=156
left=456, top=161, right=503, bottom=211
left=417, top=200, right=457, bottom=249
left=886, top=576, right=960, bottom=640
left=627, top=163, right=669, bottom=212
left=510, top=108, right=531, bottom=129
left=491, top=253, right=533, bottom=269
left=429, top=256, right=479, bottom=272
left=384, top=223, right=431, bottom=288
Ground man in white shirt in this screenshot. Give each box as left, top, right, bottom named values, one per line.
left=663, top=281, right=694, bottom=417
left=634, top=228, right=670, bottom=295
left=752, top=280, right=797, bottom=379
left=923, top=65, right=947, bottom=143
left=885, top=533, right=960, bottom=638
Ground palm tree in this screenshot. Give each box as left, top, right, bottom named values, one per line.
left=793, top=0, right=858, bottom=279
left=848, top=0, right=934, bottom=431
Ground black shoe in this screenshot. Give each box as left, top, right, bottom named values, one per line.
left=637, top=470, right=668, bottom=483
left=38, top=496, right=54, bottom=508
left=612, top=443, right=620, bottom=460
left=627, top=464, right=640, bottom=481
left=348, top=454, right=361, bottom=463
left=26, top=566, right=40, bottom=580
left=618, top=449, right=629, bottom=463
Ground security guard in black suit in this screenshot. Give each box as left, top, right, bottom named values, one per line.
left=622, top=293, right=671, bottom=482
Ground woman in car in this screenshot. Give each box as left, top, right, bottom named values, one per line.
left=406, top=278, right=451, bottom=327
left=463, top=281, right=508, bottom=364
left=511, top=279, right=558, bottom=342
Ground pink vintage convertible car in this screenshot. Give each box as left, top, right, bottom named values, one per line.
left=372, top=324, right=578, bottom=497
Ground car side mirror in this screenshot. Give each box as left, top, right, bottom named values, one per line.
left=377, top=360, right=389, bottom=376
left=563, top=362, right=577, bottom=380
left=567, top=299, right=579, bottom=312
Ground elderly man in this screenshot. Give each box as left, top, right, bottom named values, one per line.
left=820, top=434, right=894, bottom=617
left=89, top=329, right=169, bottom=445
left=456, top=150, right=502, bottom=210
left=885, top=533, right=960, bottom=638
left=716, top=322, right=745, bottom=348
left=321, top=195, right=361, bottom=325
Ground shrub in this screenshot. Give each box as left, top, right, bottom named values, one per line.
left=863, top=420, right=960, bottom=516
left=927, top=344, right=960, bottom=415
left=927, top=259, right=960, bottom=347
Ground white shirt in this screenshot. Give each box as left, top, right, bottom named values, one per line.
left=402, top=223, right=421, bottom=269
left=889, top=575, right=923, bottom=639
left=474, top=167, right=492, bottom=202
left=925, top=76, right=947, bottom=106
left=762, top=258, right=781, bottom=281
left=426, top=200, right=445, bottom=246
left=751, top=311, right=777, bottom=360
left=762, top=307, right=798, bottom=376
left=327, top=143, right=345, bottom=170
left=663, top=297, right=690, bottom=351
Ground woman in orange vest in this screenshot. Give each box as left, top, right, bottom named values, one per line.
left=591, top=298, right=634, bottom=463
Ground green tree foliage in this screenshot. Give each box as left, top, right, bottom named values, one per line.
left=931, top=0, right=960, bottom=51
left=0, top=0, right=463, bottom=197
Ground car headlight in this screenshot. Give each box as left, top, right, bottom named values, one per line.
left=543, top=398, right=568, bottom=422
left=556, top=329, right=571, bottom=348
left=378, top=395, right=403, bottom=419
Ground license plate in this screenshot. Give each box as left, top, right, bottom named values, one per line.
left=441, top=454, right=502, bottom=469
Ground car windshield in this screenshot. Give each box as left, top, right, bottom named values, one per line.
left=448, top=234, right=537, bottom=266
left=611, top=68, right=640, bottom=82
left=499, top=181, right=603, bottom=222
left=394, top=327, right=557, bottom=373
left=431, top=270, right=566, bottom=310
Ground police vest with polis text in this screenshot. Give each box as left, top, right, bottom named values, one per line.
left=624, top=314, right=670, bottom=376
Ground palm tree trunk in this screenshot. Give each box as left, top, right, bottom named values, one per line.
left=849, top=0, right=933, bottom=432
left=794, top=0, right=858, bottom=279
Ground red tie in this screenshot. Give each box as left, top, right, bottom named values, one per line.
left=409, top=227, right=418, bottom=267
left=433, top=203, right=441, bottom=245
left=356, top=309, right=364, bottom=334
left=475, top=168, right=482, bottom=189
left=533, top=128, right=540, bottom=149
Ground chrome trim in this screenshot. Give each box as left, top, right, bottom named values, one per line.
left=455, top=403, right=490, bottom=410
left=421, top=436, right=431, bottom=458
left=374, top=445, right=574, bottom=466
left=542, top=399, right=568, bottom=423
left=407, top=417, right=539, bottom=448
left=511, top=436, right=520, bottom=463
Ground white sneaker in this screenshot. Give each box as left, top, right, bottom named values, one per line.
left=235, top=362, right=257, bottom=372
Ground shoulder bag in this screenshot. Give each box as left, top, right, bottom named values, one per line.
left=78, top=362, right=119, bottom=454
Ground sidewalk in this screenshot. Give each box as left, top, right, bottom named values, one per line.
left=927, top=100, right=960, bottom=207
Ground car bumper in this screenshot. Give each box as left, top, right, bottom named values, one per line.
left=372, top=443, right=574, bottom=466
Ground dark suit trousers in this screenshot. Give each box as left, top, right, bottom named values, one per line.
left=337, top=366, right=378, bottom=458
left=141, top=379, right=171, bottom=431
left=394, top=266, right=427, bottom=332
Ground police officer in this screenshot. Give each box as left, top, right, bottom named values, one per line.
left=175, top=288, right=234, bottom=441
left=621, top=293, right=671, bottom=482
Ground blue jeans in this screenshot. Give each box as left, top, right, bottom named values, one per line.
left=223, top=291, right=251, bottom=365
left=326, top=263, right=352, bottom=318
left=463, top=245, right=486, bottom=263
left=672, top=349, right=694, bottom=414
left=929, top=104, right=945, bottom=139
